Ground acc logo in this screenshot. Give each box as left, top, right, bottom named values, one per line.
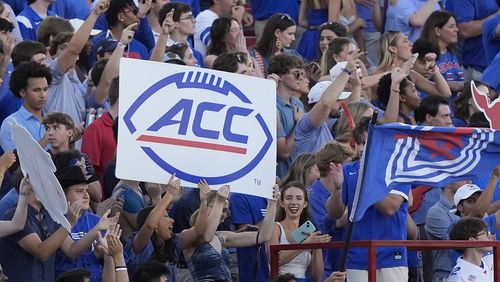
left=123, top=71, right=273, bottom=185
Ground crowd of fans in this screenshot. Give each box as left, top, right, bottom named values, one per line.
left=0, top=0, right=499, bottom=281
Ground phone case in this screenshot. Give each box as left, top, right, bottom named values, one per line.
left=291, top=220, right=316, bottom=243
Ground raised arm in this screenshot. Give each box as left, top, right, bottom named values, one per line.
left=379, top=66, right=410, bottom=124
left=60, top=209, right=118, bottom=260
left=57, top=0, right=109, bottom=73
left=132, top=174, right=182, bottom=253
left=326, top=163, right=346, bottom=220
left=179, top=179, right=213, bottom=249
left=0, top=175, right=29, bottom=237
left=150, top=9, right=174, bottom=62
left=410, top=68, right=451, bottom=98
left=307, top=61, right=354, bottom=128
left=328, top=0, right=341, bottom=22
left=224, top=186, right=279, bottom=248
left=93, top=23, right=136, bottom=105
left=471, top=166, right=500, bottom=219
left=409, top=0, right=439, bottom=27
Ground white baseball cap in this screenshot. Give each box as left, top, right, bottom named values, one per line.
left=307, top=81, right=351, bottom=104
left=453, top=184, right=482, bottom=208
left=69, top=19, right=102, bottom=36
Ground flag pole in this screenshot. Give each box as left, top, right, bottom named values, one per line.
left=339, top=110, right=378, bottom=272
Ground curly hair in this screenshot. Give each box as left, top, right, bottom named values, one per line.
left=9, top=61, right=52, bottom=98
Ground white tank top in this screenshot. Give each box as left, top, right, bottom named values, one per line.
left=276, top=222, right=311, bottom=278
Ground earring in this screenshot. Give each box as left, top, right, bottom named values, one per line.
left=119, top=18, right=124, bottom=22
left=275, top=39, right=282, bottom=50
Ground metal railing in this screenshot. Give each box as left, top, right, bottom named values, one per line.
left=269, top=240, right=500, bottom=281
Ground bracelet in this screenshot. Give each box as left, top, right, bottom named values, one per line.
left=117, top=41, right=126, bottom=49
left=341, top=68, right=351, bottom=76
left=255, top=230, right=260, bottom=245
left=115, top=267, right=127, bottom=272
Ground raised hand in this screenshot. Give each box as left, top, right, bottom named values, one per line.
left=234, top=30, right=247, bottom=53
left=105, top=226, right=124, bottom=258
left=271, top=184, right=280, bottom=202
left=96, top=209, right=119, bottom=231
left=267, top=73, right=280, bottom=87
left=216, top=185, right=230, bottom=199
left=329, top=162, right=343, bottom=191
left=137, top=0, right=152, bottom=19
left=93, top=0, right=110, bottom=15
left=198, top=179, right=212, bottom=202
left=493, top=166, right=500, bottom=177
left=67, top=200, right=83, bottom=226
left=161, top=8, right=175, bottom=35
left=391, top=66, right=410, bottom=85
left=166, top=173, right=182, bottom=201
left=120, top=23, right=138, bottom=45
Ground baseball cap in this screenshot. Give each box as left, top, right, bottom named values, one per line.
left=163, top=52, right=186, bottom=65
left=451, top=184, right=482, bottom=214
left=69, top=18, right=102, bottom=36
left=95, top=38, right=118, bottom=56
left=307, top=80, right=351, bottom=104
left=55, top=165, right=91, bottom=191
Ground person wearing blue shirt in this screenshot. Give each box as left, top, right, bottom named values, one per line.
left=446, top=0, right=498, bottom=80
left=251, top=0, right=299, bottom=40
left=3, top=0, right=26, bottom=15
left=328, top=159, right=411, bottom=281
left=0, top=61, right=51, bottom=152
left=54, top=164, right=118, bottom=282
left=481, top=52, right=500, bottom=93
left=384, top=0, right=440, bottom=43
left=49, top=0, right=90, bottom=20
left=482, top=3, right=500, bottom=63
left=228, top=192, right=269, bottom=282
left=269, top=55, right=306, bottom=179
left=16, top=0, right=57, bottom=41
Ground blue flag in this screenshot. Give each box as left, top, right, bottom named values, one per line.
left=350, top=123, right=500, bottom=222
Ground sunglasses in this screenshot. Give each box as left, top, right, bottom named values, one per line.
left=290, top=70, right=306, bottom=80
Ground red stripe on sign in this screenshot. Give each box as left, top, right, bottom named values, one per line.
left=137, top=135, right=247, bottom=155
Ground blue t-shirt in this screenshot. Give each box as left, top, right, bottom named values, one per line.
left=356, top=3, right=376, bottom=33
left=482, top=14, right=500, bottom=63
left=411, top=187, right=441, bottom=225
left=342, top=161, right=409, bottom=270
left=276, top=95, right=304, bottom=179
left=251, top=0, right=299, bottom=22
left=16, top=6, right=57, bottom=40
left=55, top=211, right=102, bottom=282
left=50, top=0, right=90, bottom=20
left=449, top=0, right=498, bottom=71
left=384, top=0, right=440, bottom=42
left=481, top=52, right=500, bottom=92
left=228, top=193, right=269, bottom=282
left=295, top=112, right=334, bottom=156
left=437, top=51, right=465, bottom=83
left=0, top=205, right=61, bottom=282
left=4, top=0, right=27, bottom=15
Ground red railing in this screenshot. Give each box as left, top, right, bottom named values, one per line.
left=269, top=240, right=500, bottom=282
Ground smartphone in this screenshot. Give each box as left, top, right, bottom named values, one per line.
left=411, top=53, right=419, bottom=64
left=292, top=220, right=316, bottom=243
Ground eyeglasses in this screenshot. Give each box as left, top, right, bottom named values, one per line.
left=122, top=6, right=139, bottom=15
left=233, top=53, right=246, bottom=64
left=476, top=230, right=492, bottom=238
left=279, top=13, right=293, bottom=22
left=290, top=70, right=306, bottom=80
left=179, top=15, right=195, bottom=22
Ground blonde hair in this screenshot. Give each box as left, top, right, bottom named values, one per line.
left=377, top=31, right=400, bottom=72
left=315, top=141, right=354, bottom=176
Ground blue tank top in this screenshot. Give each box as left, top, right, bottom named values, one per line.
left=187, top=233, right=232, bottom=281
